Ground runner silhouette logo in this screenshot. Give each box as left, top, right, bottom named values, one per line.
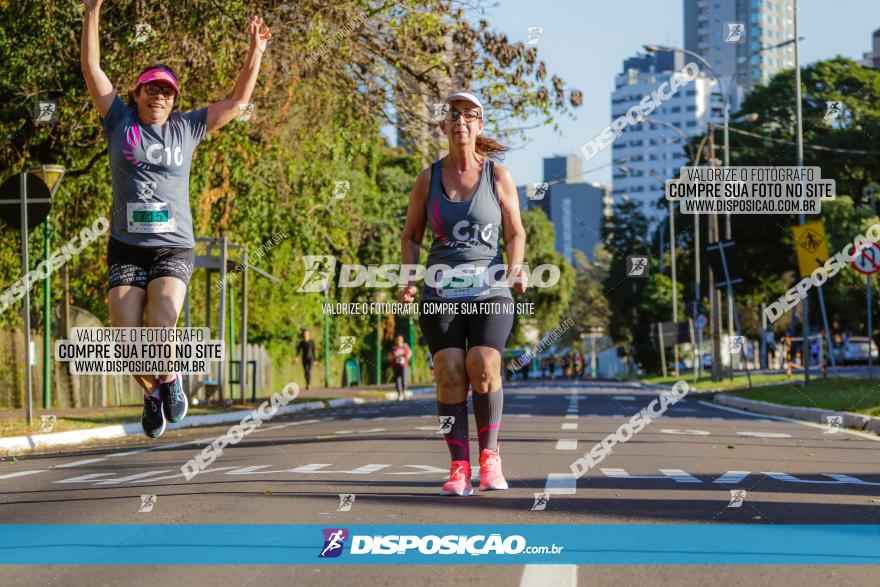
left=319, top=528, right=349, bottom=558
left=626, top=255, right=649, bottom=278
left=438, top=415, right=455, bottom=434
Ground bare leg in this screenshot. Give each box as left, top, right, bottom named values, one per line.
left=435, top=348, right=468, bottom=403
left=108, top=286, right=154, bottom=394
left=145, top=277, right=187, bottom=383
left=466, top=346, right=504, bottom=453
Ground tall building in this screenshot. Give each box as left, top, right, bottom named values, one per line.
left=517, top=156, right=612, bottom=263
left=861, top=27, right=880, bottom=69
left=610, top=50, right=721, bottom=212
left=684, top=0, right=796, bottom=95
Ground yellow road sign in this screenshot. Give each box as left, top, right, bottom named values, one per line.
left=792, top=221, right=829, bottom=278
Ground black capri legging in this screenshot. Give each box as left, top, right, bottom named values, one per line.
left=418, top=296, right=514, bottom=356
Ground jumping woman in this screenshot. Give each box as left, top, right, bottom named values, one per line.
left=398, top=92, right=528, bottom=496
left=81, top=0, right=271, bottom=437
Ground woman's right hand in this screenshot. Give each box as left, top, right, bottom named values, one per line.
left=83, top=0, right=102, bottom=11
left=397, top=284, right=417, bottom=304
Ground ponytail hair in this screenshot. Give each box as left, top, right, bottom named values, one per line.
left=475, top=135, right=510, bottom=160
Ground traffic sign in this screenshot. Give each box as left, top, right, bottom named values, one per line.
left=792, top=222, right=830, bottom=278
left=706, top=240, right=743, bottom=289
left=851, top=242, right=880, bottom=275
left=0, top=174, right=51, bottom=230
left=696, top=314, right=708, bottom=331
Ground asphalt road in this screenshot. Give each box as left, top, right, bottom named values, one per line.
left=1, top=380, right=879, bottom=586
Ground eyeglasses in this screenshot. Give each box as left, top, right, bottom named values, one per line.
left=445, top=108, right=482, bottom=123
left=143, top=85, right=176, bottom=98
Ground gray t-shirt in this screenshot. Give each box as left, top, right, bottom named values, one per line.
left=101, top=94, right=207, bottom=248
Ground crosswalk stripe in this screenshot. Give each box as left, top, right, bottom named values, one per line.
left=520, top=564, right=577, bottom=587
left=544, top=473, right=577, bottom=495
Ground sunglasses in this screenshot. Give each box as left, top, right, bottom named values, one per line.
left=444, top=108, right=482, bottom=123
left=143, top=85, right=176, bottom=98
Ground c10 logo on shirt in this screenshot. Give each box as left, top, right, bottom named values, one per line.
left=146, top=144, right=183, bottom=166
left=452, top=220, right=495, bottom=243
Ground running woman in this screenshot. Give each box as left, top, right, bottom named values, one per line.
left=398, top=92, right=528, bottom=496
left=388, top=335, right=412, bottom=401
left=80, top=0, right=271, bottom=438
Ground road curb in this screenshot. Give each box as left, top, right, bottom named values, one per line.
left=0, top=388, right=434, bottom=456
left=714, top=393, right=880, bottom=433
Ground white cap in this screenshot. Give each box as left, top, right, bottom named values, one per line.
left=443, top=91, right=483, bottom=114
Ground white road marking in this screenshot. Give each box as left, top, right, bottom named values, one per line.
left=544, top=473, right=577, bottom=495
left=764, top=472, right=880, bottom=486
left=0, top=470, right=47, bottom=480
left=824, top=474, right=880, bottom=486
left=564, top=415, right=578, bottom=419
left=53, top=458, right=107, bottom=468
left=601, top=468, right=700, bottom=483
left=520, top=564, right=577, bottom=587
left=737, top=431, right=791, bottom=438
left=325, top=464, right=391, bottom=475
left=658, top=469, right=702, bottom=483
left=613, top=396, right=636, bottom=401
left=555, top=439, right=578, bottom=450
left=55, top=473, right=115, bottom=484
left=94, top=470, right=172, bottom=485
left=388, top=465, right=449, bottom=475
left=714, top=471, right=751, bottom=484
left=660, top=428, right=712, bottom=436
left=286, top=464, right=332, bottom=473
left=224, top=466, right=278, bottom=475
left=561, top=423, right=578, bottom=430
left=514, top=395, right=537, bottom=399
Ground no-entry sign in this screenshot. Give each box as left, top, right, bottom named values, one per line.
left=851, top=242, right=880, bottom=275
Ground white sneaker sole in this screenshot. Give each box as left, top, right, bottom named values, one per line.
left=439, top=485, right=473, bottom=496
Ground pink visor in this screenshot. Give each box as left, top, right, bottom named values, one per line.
left=136, top=68, right=180, bottom=93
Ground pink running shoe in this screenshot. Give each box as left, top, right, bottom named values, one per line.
left=479, top=446, right=509, bottom=491
left=439, top=460, right=473, bottom=496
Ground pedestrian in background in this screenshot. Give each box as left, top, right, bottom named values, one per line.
left=295, top=329, right=316, bottom=390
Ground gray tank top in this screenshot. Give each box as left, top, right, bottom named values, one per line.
left=420, top=157, right=512, bottom=302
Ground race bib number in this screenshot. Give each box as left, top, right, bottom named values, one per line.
left=127, top=202, right=175, bottom=234
left=436, top=266, right=490, bottom=299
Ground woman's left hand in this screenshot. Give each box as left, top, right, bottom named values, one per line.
left=248, top=16, right=272, bottom=53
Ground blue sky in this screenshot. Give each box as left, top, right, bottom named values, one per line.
left=480, top=0, right=880, bottom=186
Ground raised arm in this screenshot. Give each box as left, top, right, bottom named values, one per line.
left=80, top=0, right=116, bottom=118
left=206, top=16, right=272, bottom=133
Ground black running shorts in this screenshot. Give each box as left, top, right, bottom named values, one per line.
left=107, top=237, right=194, bottom=290
left=418, top=296, right=514, bottom=356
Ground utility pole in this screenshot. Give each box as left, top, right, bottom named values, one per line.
left=707, top=123, right=722, bottom=381
left=794, top=0, right=809, bottom=385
